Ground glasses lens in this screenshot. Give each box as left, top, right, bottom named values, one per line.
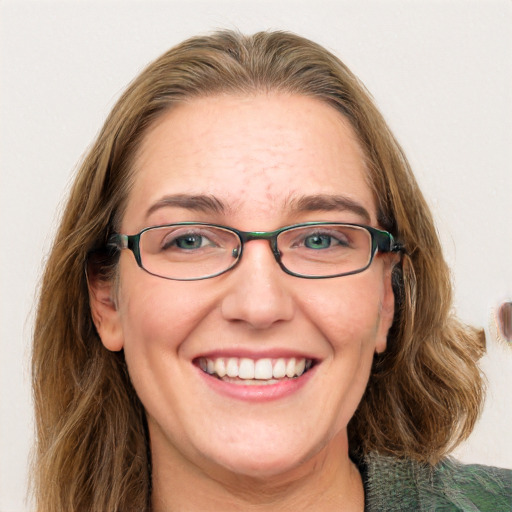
left=139, top=225, right=240, bottom=280
left=277, top=224, right=372, bottom=277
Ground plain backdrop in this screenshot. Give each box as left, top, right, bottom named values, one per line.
left=1, top=1, right=511, bottom=510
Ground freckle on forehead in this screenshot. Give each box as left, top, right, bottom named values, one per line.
left=264, top=183, right=274, bottom=204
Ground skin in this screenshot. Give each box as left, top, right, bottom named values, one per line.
left=90, top=93, right=397, bottom=511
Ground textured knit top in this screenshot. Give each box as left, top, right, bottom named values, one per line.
left=358, top=453, right=512, bottom=511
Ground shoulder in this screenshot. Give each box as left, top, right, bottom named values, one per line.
left=360, top=452, right=512, bottom=511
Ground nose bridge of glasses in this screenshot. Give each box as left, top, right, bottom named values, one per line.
left=239, top=230, right=282, bottom=259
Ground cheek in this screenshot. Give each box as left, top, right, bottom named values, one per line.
left=306, top=275, right=387, bottom=423
left=116, top=267, right=214, bottom=355
left=302, top=273, right=386, bottom=351
left=114, top=273, right=218, bottom=415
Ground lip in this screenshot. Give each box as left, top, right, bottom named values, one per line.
left=194, top=359, right=317, bottom=402
left=195, top=348, right=317, bottom=360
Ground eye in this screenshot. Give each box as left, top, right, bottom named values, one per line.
left=162, top=232, right=214, bottom=251
left=140, top=225, right=238, bottom=260
left=304, top=234, right=335, bottom=249
left=171, top=234, right=209, bottom=250
left=301, top=231, right=350, bottom=250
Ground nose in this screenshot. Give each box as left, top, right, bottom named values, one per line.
left=220, top=240, right=294, bottom=329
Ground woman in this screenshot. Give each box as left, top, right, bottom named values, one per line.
left=32, top=30, right=511, bottom=511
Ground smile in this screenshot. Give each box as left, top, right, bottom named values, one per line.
left=196, top=356, right=314, bottom=385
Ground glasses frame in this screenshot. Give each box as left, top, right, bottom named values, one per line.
left=108, top=221, right=404, bottom=281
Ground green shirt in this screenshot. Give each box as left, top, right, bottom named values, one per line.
left=360, top=453, right=512, bottom=511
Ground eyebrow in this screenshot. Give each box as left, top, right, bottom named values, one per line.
left=145, top=193, right=371, bottom=223
left=287, top=194, right=371, bottom=223
left=146, top=194, right=227, bottom=218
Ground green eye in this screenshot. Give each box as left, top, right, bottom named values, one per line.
left=304, top=234, right=332, bottom=249
left=173, top=234, right=205, bottom=250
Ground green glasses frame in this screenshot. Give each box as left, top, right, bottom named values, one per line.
left=108, top=221, right=404, bottom=281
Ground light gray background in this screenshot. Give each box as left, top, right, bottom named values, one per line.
left=1, top=1, right=511, bottom=510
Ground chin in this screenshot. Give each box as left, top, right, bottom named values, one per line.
left=218, top=453, right=308, bottom=480
left=201, top=431, right=331, bottom=481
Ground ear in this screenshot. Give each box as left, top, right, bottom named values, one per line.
left=88, top=274, right=125, bottom=352
left=375, top=254, right=399, bottom=354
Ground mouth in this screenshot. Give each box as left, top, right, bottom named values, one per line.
left=194, top=356, right=315, bottom=386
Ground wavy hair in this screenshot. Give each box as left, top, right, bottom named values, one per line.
left=32, top=30, right=485, bottom=511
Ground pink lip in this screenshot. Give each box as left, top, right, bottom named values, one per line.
left=195, top=363, right=316, bottom=402
left=194, top=348, right=316, bottom=360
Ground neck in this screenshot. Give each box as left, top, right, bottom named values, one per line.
left=150, top=430, right=364, bottom=512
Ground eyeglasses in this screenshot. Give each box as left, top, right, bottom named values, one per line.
left=108, top=222, right=403, bottom=281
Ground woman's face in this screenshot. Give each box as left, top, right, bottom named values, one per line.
left=94, top=93, right=396, bottom=479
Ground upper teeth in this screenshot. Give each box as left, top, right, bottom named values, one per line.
left=198, top=357, right=311, bottom=380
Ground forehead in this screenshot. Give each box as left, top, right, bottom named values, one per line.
left=124, top=93, right=376, bottom=230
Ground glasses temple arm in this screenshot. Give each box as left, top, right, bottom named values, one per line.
left=383, top=232, right=405, bottom=254
left=107, top=233, right=130, bottom=250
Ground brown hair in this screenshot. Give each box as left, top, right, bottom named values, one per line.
left=32, top=30, right=485, bottom=511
